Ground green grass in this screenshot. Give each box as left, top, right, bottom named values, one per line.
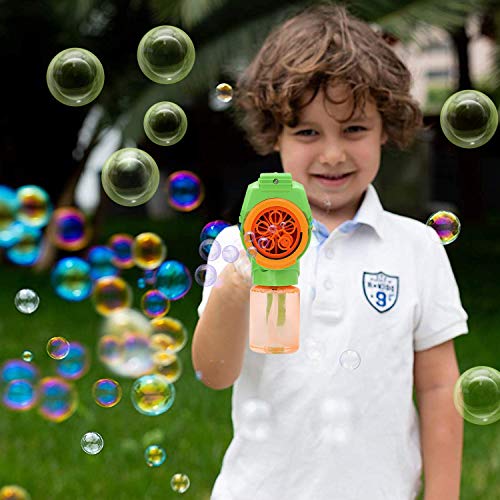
left=0, top=212, right=499, bottom=499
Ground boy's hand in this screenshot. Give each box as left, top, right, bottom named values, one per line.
left=224, top=249, right=252, bottom=291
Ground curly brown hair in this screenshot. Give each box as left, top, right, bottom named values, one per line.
left=231, top=2, right=424, bottom=155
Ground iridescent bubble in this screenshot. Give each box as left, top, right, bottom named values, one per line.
left=46, top=48, right=104, bottom=106
left=200, top=220, right=231, bottom=243
left=6, top=224, right=42, bottom=266
left=153, top=352, right=182, bottom=384
left=0, top=219, right=23, bottom=249
left=50, top=207, right=90, bottom=251
left=166, top=170, right=204, bottom=212
left=93, top=378, right=122, bottom=408
left=144, top=269, right=157, bottom=285
left=22, top=351, right=33, bottom=363
left=51, top=257, right=93, bottom=301
left=137, top=277, right=146, bottom=289
left=240, top=398, right=273, bottom=441
left=131, top=373, right=175, bottom=416
left=132, top=232, right=167, bottom=270
left=453, top=366, right=499, bottom=425
left=216, top=82, right=233, bottom=103
left=2, top=379, right=37, bottom=411
left=81, top=431, right=104, bottom=454
left=101, top=148, right=160, bottom=207
left=108, top=233, right=134, bottom=269
left=339, top=349, right=361, bottom=370
left=426, top=211, right=461, bottom=245
left=440, top=90, right=498, bottom=148
left=170, top=473, right=190, bottom=493
left=199, top=239, right=220, bottom=261
left=37, top=376, right=77, bottom=422
left=0, top=359, right=39, bottom=386
left=194, top=264, right=217, bottom=287
left=14, top=289, right=40, bottom=314
left=156, top=260, right=192, bottom=300
left=141, top=289, right=170, bottom=318
left=150, top=316, right=188, bottom=354
left=92, top=276, right=132, bottom=316
left=137, top=26, right=195, bottom=84
left=222, top=244, right=239, bottom=263
left=0, top=185, right=20, bottom=240
left=0, top=485, right=31, bottom=500
left=55, top=341, right=89, bottom=380
left=87, top=246, right=119, bottom=280
left=47, top=336, right=70, bottom=360
left=98, top=334, right=124, bottom=367
left=144, top=101, right=187, bottom=146
left=16, top=185, right=52, bottom=228
left=144, top=444, right=167, bottom=467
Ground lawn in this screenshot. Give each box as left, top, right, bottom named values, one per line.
left=0, top=211, right=498, bottom=499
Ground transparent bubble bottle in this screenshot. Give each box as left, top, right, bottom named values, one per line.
left=239, top=173, right=312, bottom=354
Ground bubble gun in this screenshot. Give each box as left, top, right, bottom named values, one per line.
left=239, top=172, right=313, bottom=354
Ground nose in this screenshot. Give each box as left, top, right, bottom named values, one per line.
left=318, top=140, right=346, bottom=166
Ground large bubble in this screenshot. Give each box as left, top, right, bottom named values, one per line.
left=101, top=148, right=160, bottom=207
left=150, top=316, right=188, bottom=354
left=108, top=233, right=134, bottom=269
left=156, top=260, right=192, bottom=300
left=46, top=48, right=104, bottom=106
left=6, top=224, right=42, bottom=266
left=37, top=376, right=77, bottom=422
left=16, top=185, right=52, bottom=228
left=92, top=276, right=132, bottom=316
left=2, top=379, right=37, bottom=411
left=51, top=257, right=93, bottom=301
left=166, top=170, right=204, bottom=212
left=131, top=373, right=175, bottom=416
left=50, top=207, right=91, bottom=251
left=87, top=245, right=119, bottom=280
left=137, top=26, right=195, bottom=84
left=132, top=232, right=166, bottom=270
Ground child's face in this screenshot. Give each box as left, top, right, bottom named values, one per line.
left=274, top=84, right=387, bottom=223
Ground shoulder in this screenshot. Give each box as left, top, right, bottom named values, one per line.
left=382, top=211, right=440, bottom=247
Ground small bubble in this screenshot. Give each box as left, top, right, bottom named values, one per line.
left=144, top=444, right=167, bottom=467
left=339, top=349, right=361, bottom=370
left=215, top=82, right=233, bottom=103
left=14, top=289, right=40, bottom=314
left=22, top=351, right=33, bottom=363
left=81, top=432, right=104, bottom=455
left=170, top=473, right=190, bottom=493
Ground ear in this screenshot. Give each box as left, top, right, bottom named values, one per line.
left=381, top=130, right=388, bottom=146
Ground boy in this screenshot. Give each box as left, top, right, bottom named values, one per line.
left=192, top=4, right=468, bottom=499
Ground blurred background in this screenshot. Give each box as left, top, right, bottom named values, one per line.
left=0, top=0, right=499, bottom=499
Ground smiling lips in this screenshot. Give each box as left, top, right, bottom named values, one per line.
left=312, top=172, right=354, bottom=186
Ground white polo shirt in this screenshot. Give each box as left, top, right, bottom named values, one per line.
left=197, top=184, right=468, bottom=500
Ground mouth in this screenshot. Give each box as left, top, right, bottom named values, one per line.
left=311, top=172, right=354, bottom=186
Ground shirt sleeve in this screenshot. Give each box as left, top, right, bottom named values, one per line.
left=197, top=225, right=244, bottom=318
left=413, top=226, right=469, bottom=351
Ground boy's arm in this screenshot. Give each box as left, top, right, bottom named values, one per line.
left=192, top=263, right=251, bottom=390
left=414, top=339, right=463, bottom=500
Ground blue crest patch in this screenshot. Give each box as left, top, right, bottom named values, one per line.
left=362, top=271, right=399, bottom=313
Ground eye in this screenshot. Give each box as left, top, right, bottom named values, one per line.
left=295, top=129, right=317, bottom=137
left=344, top=125, right=367, bottom=134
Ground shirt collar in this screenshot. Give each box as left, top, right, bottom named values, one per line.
left=312, top=184, right=386, bottom=244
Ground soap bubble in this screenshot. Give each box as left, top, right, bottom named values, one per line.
left=440, top=90, right=498, bottom=148
left=51, top=257, right=93, bottom=301
left=1, top=359, right=39, bottom=386
left=150, top=316, right=188, bottom=353
left=166, top=170, right=204, bottom=212
left=144, top=269, right=157, bottom=286
left=81, top=431, right=104, bottom=454
left=153, top=352, right=182, bottom=383
left=132, top=232, right=167, bottom=270
left=2, top=379, right=37, bottom=411
left=50, top=207, right=90, bottom=251
left=137, top=26, right=195, bottom=84
left=194, top=264, right=217, bottom=287
left=216, top=83, right=233, bottom=103
left=55, top=341, right=89, bottom=380
left=0, top=485, right=31, bottom=500
left=93, top=378, right=122, bottom=408
left=87, top=245, right=119, bottom=280
left=0, top=185, right=20, bottom=233
left=46, top=48, right=104, bottom=106
left=6, top=224, right=42, bottom=266
left=16, top=185, right=52, bottom=228
left=199, top=239, right=220, bottom=261
left=92, top=276, right=132, bottom=316
left=156, top=260, right=192, bottom=300
left=37, top=376, right=77, bottom=422
left=222, top=244, right=239, bottom=263
left=453, top=366, right=499, bottom=425
left=144, top=101, right=187, bottom=146
left=137, top=277, right=146, bottom=289
left=170, top=473, right=190, bottom=493
left=14, top=289, right=40, bottom=314
left=144, top=444, right=167, bottom=467
left=339, top=349, right=361, bottom=370
left=0, top=220, right=23, bottom=249
left=141, top=289, right=170, bottom=318
left=131, top=373, right=175, bottom=416
left=240, top=398, right=273, bottom=441
left=108, top=233, right=134, bottom=269
left=98, top=335, right=124, bottom=367
left=426, top=211, right=461, bottom=245
left=46, top=336, right=70, bottom=360
left=101, top=148, right=160, bottom=207
left=22, top=351, right=33, bottom=363
left=200, top=220, right=231, bottom=243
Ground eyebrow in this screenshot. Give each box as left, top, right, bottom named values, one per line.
left=296, top=115, right=375, bottom=126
